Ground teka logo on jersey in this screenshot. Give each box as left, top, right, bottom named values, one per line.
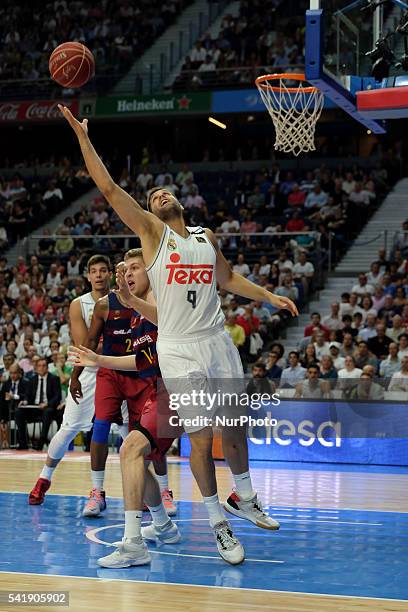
left=166, top=252, right=214, bottom=285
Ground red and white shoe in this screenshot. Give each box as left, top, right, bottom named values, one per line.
left=224, top=492, right=280, bottom=530
left=28, top=478, right=51, bottom=505
left=82, top=488, right=106, bottom=517
left=161, top=489, right=177, bottom=516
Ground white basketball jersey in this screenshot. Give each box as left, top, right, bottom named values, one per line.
left=78, top=292, right=96, bottom=330
left=147, top=225, right=225, bottom=340
left=78, top=292, right=97, bottom=372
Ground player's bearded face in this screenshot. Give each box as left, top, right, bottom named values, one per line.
left=125, top=258, right=149, bottom=297
left=150, top=190, right=183, bottom=221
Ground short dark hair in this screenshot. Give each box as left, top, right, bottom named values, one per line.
left=289, top=351, right=300, bottom=359
left=308, top=363, right=320, bottom=371
left=37, top=357, right=48, bottom=366
left=87, top=254, right=111, bottom=272
left=253, top=363, right=266, bottom=371
left=342, top=314, right=352, bottom=322
left=341, top=292, right=350, bottom=299
left=399, top=333, right=408, bottom=341
left=311, top=312, right=321, bottom=318
left=124, top=248, right=143, bottom=261
left=358, top=341, right=368, bottom=347
left=146, top=186, right=165, bottom=211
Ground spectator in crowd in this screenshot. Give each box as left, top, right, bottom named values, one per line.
left=379, top=342, right=401, bottom=383
left=0, top=364, right=29, bottom=449
left=358, top=313, right=378, bottom=342
left=233, top=253, right=250, bottom=277
left=304, top=185, right=328, bottom=211
left=280, top=351, right=306, bottom=388
left=397, top=332, right=408, bottom=359
left=359, top=296, right=377, bottom=323
left=322, top=303, right=343, bottom=331
left=314, top=331, right=331, bottom=360
left=295, top=364, right=329, bottom=399
left=348, top=372, right=384, bottom=401
left=319, top=355, right=338, bottom=383
left=351, top=273, right=375, bottom=296
left=292, top=251, right=315, bottom=294
left=337, top=355, right=363, bottom=390
left=388, top=355, right=408, bottom=392
left=224, top=313, right=245, bottom=350
left=301, top=343, right=317, bottom=369
left=265, top=351, right=282, bottom=383
left=329, top=342, right=345, bottom=370
left=353, top=341, right=378, bottom=371
left=367, top=323, right=392, bottom=359
left=386, top=315, right=405, bottom=343
left=48, top=353, right=72, bottom=398
left=274, top=274, right=299, bottom=303
left=247, top=363, right=276, bottom=396
left=14, top=358, right=62, bottom=451
left=367, top=261, right=384, bottom=286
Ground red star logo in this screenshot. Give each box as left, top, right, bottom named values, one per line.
left=177, top=95, right=192, bottom=110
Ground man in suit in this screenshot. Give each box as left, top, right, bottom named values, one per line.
left=0, top=364, right=29, bottom=449
left=15, top=358, right=62, bottom=450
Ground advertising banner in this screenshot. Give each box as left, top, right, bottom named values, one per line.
left=0, top=99, right=78, bottom=122
left=92, top=92, right=212, bottom=117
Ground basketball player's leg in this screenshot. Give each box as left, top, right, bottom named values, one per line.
left=83, top=368, right=124, bottom=516
left=151, top=455, right=177, bottom=516
left=98, top=388, right=179, bottom=569
left=28, top=370, right=95, bottom=505
left=208, top=331, right=280, bottom=530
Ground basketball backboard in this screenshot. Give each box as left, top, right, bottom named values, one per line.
left=305, top=0, right=408, bottom=132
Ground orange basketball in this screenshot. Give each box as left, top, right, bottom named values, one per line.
left=49, top=42, right=95, bottom=89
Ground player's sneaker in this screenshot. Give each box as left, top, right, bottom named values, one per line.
left=161, top=489, right=177, bottom=516
left=97, top=537, right=151, bottom=568
left=28, top=477, right=51, bottom=505
left=224, top=492, right=280, bottom=530
left=213, top=520, right=244, bottom=565
left=82, top=488, right=106, bottom=517
left=141, top=519, right=181, bottom=544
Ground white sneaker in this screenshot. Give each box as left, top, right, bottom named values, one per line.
left=97, top=537, right=151, bottom=568
left=224, top=492, right=280, bottom=530
left=141, top=519, right=181, bottom=544
left=213, top=520, right=244, bottom=565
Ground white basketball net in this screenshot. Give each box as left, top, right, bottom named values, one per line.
left=256, top=76, right=324, bottom=157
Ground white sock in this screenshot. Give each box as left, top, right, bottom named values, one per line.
left=155, top=473, right=168, bottom=492
left=203, top=493, right=225, bottom=528
left=233, top=471, right=255, bottom=501
left=91, top=470, right=105, bottom=490
left=148, top=502, right=169, bottom=527
left=124, top=510, right=142, bottom=539
left=40, top=465, right=55, bottom=481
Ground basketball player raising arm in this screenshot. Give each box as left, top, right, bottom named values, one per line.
left=58, top=105, right=298, bottom=316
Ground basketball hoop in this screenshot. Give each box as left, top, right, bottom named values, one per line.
left=255, top=73, right=324, bottom=157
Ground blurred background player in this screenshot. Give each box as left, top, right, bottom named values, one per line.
left=70, top=249, right=177, bottom=568
left=28, top=255, right=112, bottom=504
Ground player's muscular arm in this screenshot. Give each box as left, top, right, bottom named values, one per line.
left=204, top=228, right=299, bottom=317
left=58, top=105, right=163, bottom=260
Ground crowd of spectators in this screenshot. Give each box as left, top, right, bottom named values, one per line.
left=246, top=221, right=408, bottom=400
left=173, top=0, right=304, bottom=91
left=0, top=159, right=92, bottom=251
left=0, top=0, right=189, bottom=98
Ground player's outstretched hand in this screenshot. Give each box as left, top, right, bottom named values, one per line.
left=58, top=104, right=88, bottom=138
left=68, top=345, right=99, bottom=368
left=114, top=266, right=134, bottom=308
left=270, top=295, right=299, bottom=317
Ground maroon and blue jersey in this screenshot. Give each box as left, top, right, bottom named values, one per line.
left=131, top=311, right=160, bottom=379
left=102, top=293, right=138, bottom=378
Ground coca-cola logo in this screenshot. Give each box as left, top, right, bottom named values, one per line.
left=0, top=100, right=78, bottom=121
left=0, top=103, right=19, bottom=121
left=25, top=102, right=69, bottom=120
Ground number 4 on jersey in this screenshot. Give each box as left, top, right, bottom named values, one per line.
left=187, top=290, right=197, bottom=309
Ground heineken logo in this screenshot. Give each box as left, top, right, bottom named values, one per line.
left=116, top=95, right=192, bottom=113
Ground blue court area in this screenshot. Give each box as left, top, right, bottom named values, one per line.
left=0, top=491, right=408, bottom=601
